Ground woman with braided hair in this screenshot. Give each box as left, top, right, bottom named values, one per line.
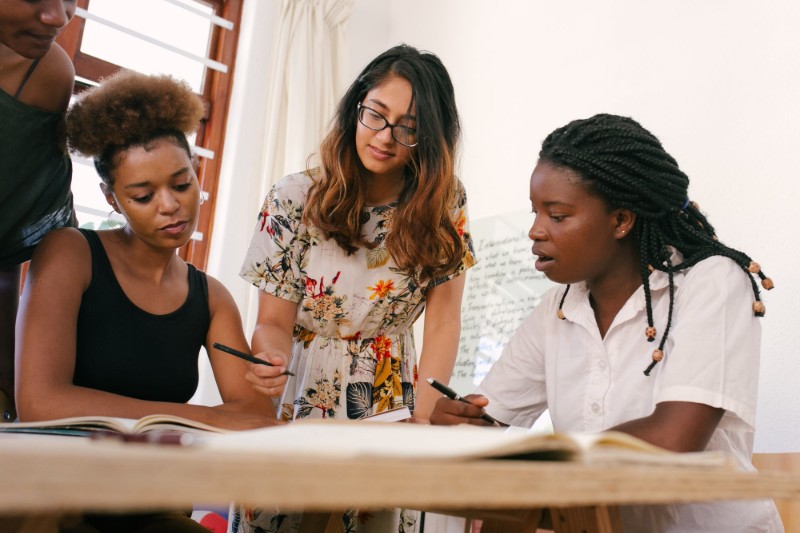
left=431, top=114, right=782, bottom=531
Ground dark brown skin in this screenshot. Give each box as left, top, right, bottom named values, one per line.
left=430, top=162, right=725, bottom=454
left=430, top=396, right=722, bottom=453
left=611, top=401, right=724, bottom=452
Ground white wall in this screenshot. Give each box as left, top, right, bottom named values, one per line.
left=212, top=0, right=799, bottom=452
left=346, top=0, right=392, bottom=76
left=371, top=0, right=799, bottom=452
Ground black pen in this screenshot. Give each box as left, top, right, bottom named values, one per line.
left=212, top=343, right=296, bottom=376
left=426, top=377, right=500, bottom=426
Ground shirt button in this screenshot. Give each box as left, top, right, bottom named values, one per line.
left=598, top=360, right=607, bottom=370
left=591, top=403, right=601, bottom=414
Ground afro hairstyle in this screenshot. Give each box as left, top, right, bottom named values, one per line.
left=66, top=70, right=204, bottom=159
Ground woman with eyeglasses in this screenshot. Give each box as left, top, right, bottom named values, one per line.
left=0, top=0, right=77, bottom=423
left=235, top=44, right=474, bottom=532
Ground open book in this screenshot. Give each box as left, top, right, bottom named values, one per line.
left=199, top=421, right=732, bottom=468
left=0, top=407, right=410, bottom=439
left=362, top=405, right=411, bottom=423
left=0, top=408, right=411, bottom=438
left=0, top=414, right=230, bottom=438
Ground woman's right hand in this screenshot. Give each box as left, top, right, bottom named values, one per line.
left=244, top=350, right=291, bottom=398
left=429, top=394, right=494, bottom=426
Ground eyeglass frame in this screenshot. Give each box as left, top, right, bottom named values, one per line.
left=356, top=103, right=419, bottom=148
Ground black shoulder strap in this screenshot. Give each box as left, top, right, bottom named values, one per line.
left=14, top=58, right=42, bottom=100
left=187, top=263, right=209, bottom=305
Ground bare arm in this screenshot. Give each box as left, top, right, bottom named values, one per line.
left=15, top=229, right=278, bottom=430
left=610, top=401, right=724, bottom=452
left=16, top=229, right=87, bottom=421
left=430, top=398, right=722, bottom=453
left=413, top=273, right=467, bottom=423
left=244, top=291, right=298, bottom=400
left=204, top=276, right=278, bottom=420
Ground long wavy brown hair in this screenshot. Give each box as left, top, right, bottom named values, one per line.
left=304, top=44, right=463, bottom=283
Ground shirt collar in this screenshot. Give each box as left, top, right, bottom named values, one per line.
left=562, top=248, right=687, bottom=318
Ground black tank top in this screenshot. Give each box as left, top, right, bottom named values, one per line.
left=73, top=229, right=210, bottom=402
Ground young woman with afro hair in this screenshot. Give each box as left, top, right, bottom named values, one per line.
left=14, top=70, right=279, bottom=532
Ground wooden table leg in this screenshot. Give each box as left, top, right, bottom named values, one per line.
left=477, top=508, right=545, bottom=533
left=298, top=511, right=345, bottom=533
left=551, top=505, right=622, bottom=533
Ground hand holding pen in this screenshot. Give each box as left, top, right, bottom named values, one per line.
left=213, top=343, right=295, bottom=377
left=427, top=378, right=501, bottom=426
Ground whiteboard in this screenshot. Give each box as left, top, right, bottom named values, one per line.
left=452, top=209, right=555, bottom=394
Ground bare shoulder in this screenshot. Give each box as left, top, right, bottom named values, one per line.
left=22, top=44, right=75, bottom=113
left=36, top=226, right=87, bottom=251
left=204, top=273, right=238, bottom=314
left=29, top=227, right=91, bottom=283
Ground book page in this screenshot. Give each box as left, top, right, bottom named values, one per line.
left=0, top=415, right=229, bottom=436
left=198, top=421, right=731, bottom=467
left=201, top=421, right=530, bottom=460
left=0, top=416, right=138, bottom=435
left=571, top=431, right=731, bottom=467
left=131, top=414, right=230, bottom=434
left=361, top=406, right=412, bottom=423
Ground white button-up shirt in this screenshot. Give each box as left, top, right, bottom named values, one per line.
left=478, top=255, right=782, bottom=532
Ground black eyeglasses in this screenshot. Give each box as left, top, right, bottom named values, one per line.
left=357, top=103, right=418, bottom=147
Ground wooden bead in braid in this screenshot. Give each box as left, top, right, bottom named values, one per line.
left=557, top=285, right=570, bottom=320
left=644, top=252, right=676, bottom=376
left=638, top=236, right=656, bottom=342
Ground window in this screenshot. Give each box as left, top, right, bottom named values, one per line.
left=56, top=0, right=244, bottom=270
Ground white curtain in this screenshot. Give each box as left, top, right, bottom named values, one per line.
left=261, top=0, right=355, bottom=195
left=194, top=0, right=355, bottom=405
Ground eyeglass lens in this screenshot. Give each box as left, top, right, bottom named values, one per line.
left=358, top=105, right=417, bottom=147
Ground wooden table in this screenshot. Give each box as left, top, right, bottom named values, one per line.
left=0, top=434, right=798, bottom=532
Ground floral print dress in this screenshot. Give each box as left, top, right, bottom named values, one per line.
left=232, top=171, right=475, bottom=533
